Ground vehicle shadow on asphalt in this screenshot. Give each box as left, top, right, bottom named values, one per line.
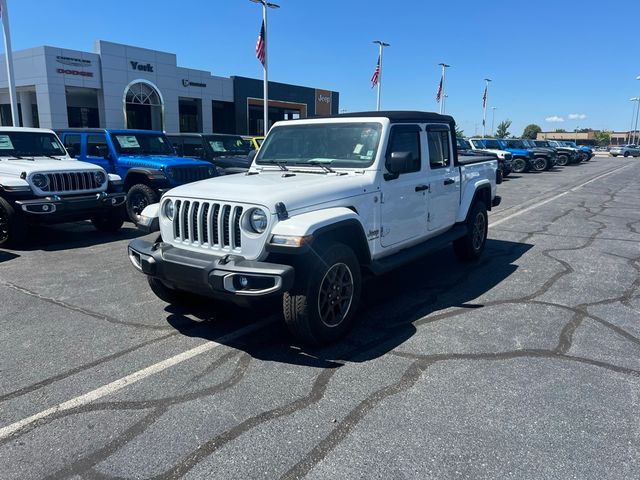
left=0, top=250, right=20, bottom=263
left=6, top=222, right=145, bottom=253
left=165, top=238, right=532, bottom=368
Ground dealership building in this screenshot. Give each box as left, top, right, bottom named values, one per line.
left=0, top=40, right=339, bottom=135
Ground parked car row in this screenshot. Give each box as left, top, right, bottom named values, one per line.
left=464, top=137, right=594, bottom=174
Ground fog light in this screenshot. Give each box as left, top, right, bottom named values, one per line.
left=239, top=276, right=249, bottom=289
left=111, top=198, right=117, bottom=205
left=42, top=204, right=49, bottom=212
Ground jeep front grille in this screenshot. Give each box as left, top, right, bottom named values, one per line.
left=168, top=166, right=212, bottom=184
left=41, top=171, right=101, bottom=193
left=173, top=200, right=243, bottom=250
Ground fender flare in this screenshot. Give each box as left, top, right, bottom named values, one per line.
left=124, top=168, right=168, bottom=189
left=456, top=180, right=492, bottom=223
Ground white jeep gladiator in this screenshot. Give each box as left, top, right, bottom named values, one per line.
left=128, top=111, right=501, bottom=344
left=0, top=127, right=126, bottom=247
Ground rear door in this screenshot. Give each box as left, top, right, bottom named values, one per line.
left=426, top=125, right=460, bottom=232
left=380, top=124, right=429, bottom=247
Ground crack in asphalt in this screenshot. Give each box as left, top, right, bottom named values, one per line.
left=3, top=161, right=640, bottom=479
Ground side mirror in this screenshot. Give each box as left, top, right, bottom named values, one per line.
left=66, top=146, right=76, bottom=158
left=247, top=150, right=257, bottom=163
left=386, top=151, right=412, bottom=176
left=95, top=145, right=110, bottom=160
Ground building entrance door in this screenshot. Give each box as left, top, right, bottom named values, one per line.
left=124, top=81, right=163, bottom=130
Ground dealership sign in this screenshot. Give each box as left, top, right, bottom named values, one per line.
left=56, top=68, right=94, bottom=77
left=56, top=55, right=91, bottom=67
left=315, top=89, right=332, bottom=116
left=130, top=61, right=154, bottom=72
left=182, top=79, right=207, bottom=88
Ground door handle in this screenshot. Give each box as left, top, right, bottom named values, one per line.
left=415, top=184, right=429, bottom=192
left=444, top=178, right=455, bottom=185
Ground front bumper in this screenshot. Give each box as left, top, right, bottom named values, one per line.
left=14, top=192, right=126, bottom=220
left=128, top=239, right=295, bottom=299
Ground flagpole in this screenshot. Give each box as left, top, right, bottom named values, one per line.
left=437, top=63, right=450, bottom=115
left=251, top=0, right=279, bottom=135
left=482, top=78, right=492, bottom=137
left=1, top=0, right=18, bottom=126
left=373, top=40, right=390, bottom=111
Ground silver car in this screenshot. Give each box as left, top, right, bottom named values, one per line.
left=610, top=144, right=640, bottom=157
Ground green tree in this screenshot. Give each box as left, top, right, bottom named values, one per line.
left=455, top=127, right=464, bottom=138
left=522, top=124, right=542, bottom=139
left=554, top=128, right=567, bottom=133
left=594, top=130, right=611, bottom=146
left=495, top=120, right=512, bottom=139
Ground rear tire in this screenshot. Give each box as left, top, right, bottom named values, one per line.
left=91, top=207, right=125, bottom=233
left=453, top=200, right=488, bottom=261
left=283, top=242, right=361, bottom=345
left=0, top=197, right=27, bottom=248
left=126, top=184, right=158, bottom=225
left=624, top=151, right=630, bottom=157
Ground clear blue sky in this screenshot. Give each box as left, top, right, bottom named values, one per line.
left=5, top=0, right=640, bottom=135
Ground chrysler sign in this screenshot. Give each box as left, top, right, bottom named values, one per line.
left=56, top=55, right=92, bottom=67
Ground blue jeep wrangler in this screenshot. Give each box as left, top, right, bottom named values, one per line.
left=57, top=129, right=218, bottom=224
left=480, top=138, right=534, bottom=174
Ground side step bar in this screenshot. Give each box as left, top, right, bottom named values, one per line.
left=367, top=224, right=467, bottom=276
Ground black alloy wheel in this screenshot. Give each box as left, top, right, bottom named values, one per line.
left=0, top=203, right=9, bottom=245
left=126, top=184, right=159, bottom=225
left=512, top=158, right=527, bottom=173
left=556, top=154, right=569, bottom=166
left=317, top=262, right=355, bottom=328
left=532, top=157, right=548, bottom=171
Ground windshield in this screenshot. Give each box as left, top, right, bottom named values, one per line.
left=561, top=141, right=578, bottom=148
left=0, top=131, right=66, bottom=157
left=256, top=122, right=382, bottom=168
left=505, top=139, right=526, bottom=149
left=205, top=135, right=252, bottom=156
left=112, top=133, right=174, bottom=155
left=534, top=141, right=549, bottom=147
left=457, top=138, right=471, bottom=150
left=482, top=139, right=501, bottom=149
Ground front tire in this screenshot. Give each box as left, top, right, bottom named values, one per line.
left=453, top=200, right=488, bottom=261
left=0, top=197, right=27, bottom=248
left=532, top=157, right=548, bottom=172
left=126, top=184, right=159, bottom=225
left=557, top=154, right=569, bottom=166
left=511, top=158, right=528, bottom=173
left=91, top=207, right=125, bottom=233
left=283, top=243, right=361, bottom=345
left=624, top=151, right=630, bottom=157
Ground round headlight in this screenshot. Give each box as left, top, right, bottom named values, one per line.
left=249, top=209, right=268, bottom=234
left=163, top=199, right=174, bottom=220
left=32, top=173, right=49, bottom=189
left=94, top=171, right=106, bottom=185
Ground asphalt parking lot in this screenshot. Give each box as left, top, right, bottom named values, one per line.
left=1, top=156, right=639, bottom=479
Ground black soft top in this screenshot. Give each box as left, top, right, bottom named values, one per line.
left=332, top=110, right=455, bottom=125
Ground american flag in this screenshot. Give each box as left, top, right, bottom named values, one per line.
left=370, top=55, right=380, bottom=88
left=482, top=84, right=488, bottom=108
left=436, top=76, right=443, bottom=103
left=255, top=20, right=265, bottom=66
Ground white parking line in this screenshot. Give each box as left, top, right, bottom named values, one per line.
left=1, top=162, right=634, bottom=442
left=0, top=317, right=275, bottom=440
left=489, top=163, right=633, bottom=228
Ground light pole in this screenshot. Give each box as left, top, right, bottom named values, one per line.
left=438, top=63, right=450, bottom=114
left=634, top=75, right=640, bottom=144
left=629, top=98, right=638, bottom=144
left=373, top=40, right=390, bottom=111
left=250, top=0, right=279, bottom=135
left=491, top=106, right=497, bottom=136
left=482, top=78, right=492, bottom=137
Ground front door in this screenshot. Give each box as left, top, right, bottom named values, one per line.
left=380, top=124, right=429, bottom=247
left=426, top=125, right=460, bottom=232
left=85, top=134, right=114, bottom=174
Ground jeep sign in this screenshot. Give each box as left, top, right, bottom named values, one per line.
left=315, top=89, right=332, bottom=116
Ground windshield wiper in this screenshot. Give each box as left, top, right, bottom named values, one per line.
left=260, top=159, right=289, bottom=171
left=299, top=160, right=335, bottom=173
left=42, top=154, right=63, bottom=160
left=1, top=154, right=29, bottom=160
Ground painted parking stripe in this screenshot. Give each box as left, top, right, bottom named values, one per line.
left=489, top=163, right=633, bottom=228
left=0, top=162, right=633, bottom=441
left=0, top=317, right=275, bottom=440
